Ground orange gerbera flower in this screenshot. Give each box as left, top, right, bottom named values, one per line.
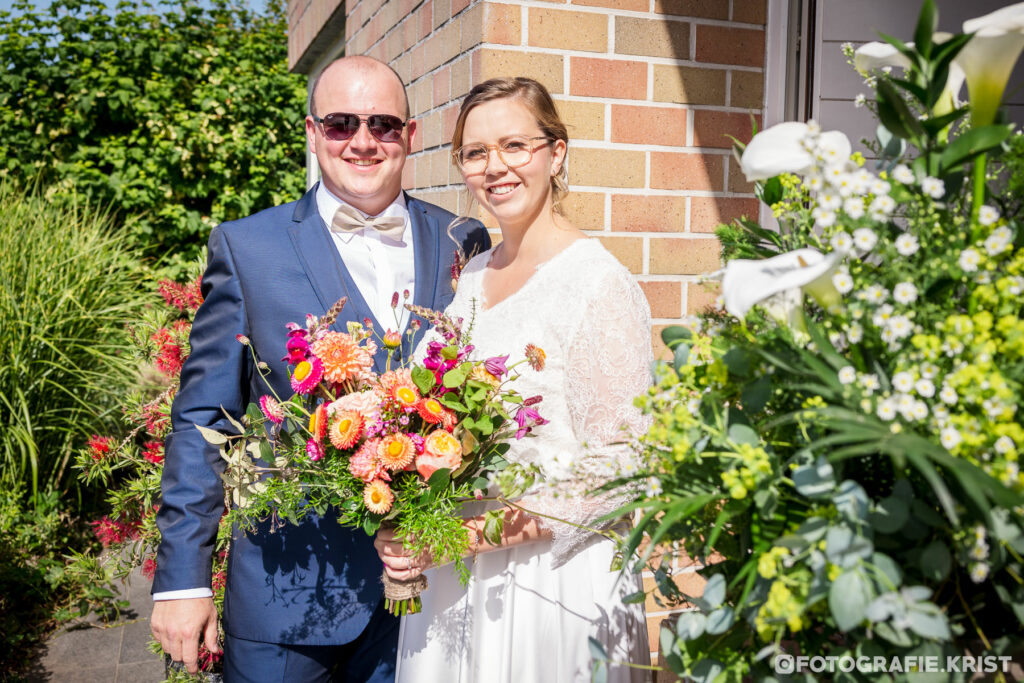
left=328, top=410, right=364, bottom=450
left=377, top=433, right=415, bottom=471
left=378, top=369, right=420, bottom=407
left=363, top=479, right=394, bottom=514
left=312, top=332, right=373, bottom=384
left=416, top=397, right=445, bottom=424
left=308, top=404, right=328, bottom=441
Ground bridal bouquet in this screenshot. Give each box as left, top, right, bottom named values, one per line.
left=202, top=298, right=547, bottom=615
left=610, top=2, right=1024, bottom=681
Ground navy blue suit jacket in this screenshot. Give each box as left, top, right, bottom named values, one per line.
left=153, top=186, right=489, bottom=645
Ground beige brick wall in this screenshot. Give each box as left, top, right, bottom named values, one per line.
left=289, top=0, right=766, bottom=668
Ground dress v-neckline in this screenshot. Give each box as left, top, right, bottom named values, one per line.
left=477, top=239, right=589, bottom=313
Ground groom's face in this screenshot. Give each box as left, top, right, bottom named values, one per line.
left=306, top=62, right=416, bottom=217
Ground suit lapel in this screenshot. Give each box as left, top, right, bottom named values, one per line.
left=286, top=186, right=377, bottom=332
left=407, top=194, right=442, bottom=315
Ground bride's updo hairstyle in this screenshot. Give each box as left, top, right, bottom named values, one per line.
left=451, top=77, right=570, bottom=215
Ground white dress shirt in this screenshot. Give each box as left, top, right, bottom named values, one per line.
left=315, top=183, right=417, bottom=332
left=153, top=186, right=417, bottom=602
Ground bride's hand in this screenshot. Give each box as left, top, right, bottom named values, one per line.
left=374, top=527, right=433, bottom=580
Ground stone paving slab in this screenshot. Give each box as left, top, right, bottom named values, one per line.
left=31, top=566, right=166, bottom=682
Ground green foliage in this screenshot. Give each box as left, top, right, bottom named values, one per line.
left=0, top=0, right=307, bottom=274
left=617, top=3, right=1024, bottom=680
left=0, top=483, right=119, bottom=677
left=0, top=182, right=148, bottom=503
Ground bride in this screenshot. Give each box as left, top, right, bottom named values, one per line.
left=375, top=77, right=652, bottom=683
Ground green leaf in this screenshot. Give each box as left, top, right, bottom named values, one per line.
left=703, top=573, right=726, bottom=609
left=792, top=456, right=836, bottom=498
left=442, top=362, right=472, bottom=388
left=411, top=366, right=436, bottom=394
left=830, top=567, right=870, bottom=631
left=588, top=636, right=608, bottom=662
left=483, top=509, right=505, bottom=546
left=621, top=590, right=646, bottom=605
left=705, top=607, right=734, bottom=635
left=741, top=375, right=771, bottom=414
left=876, top=78, right=924, bottom=141
left=723, top=347, right=754, bottom=376
left=727, top=423, right=759, bottom=448
left=919, top=541, right=951, bottom=581
left=834, top=480, right=869, bottom=522
left=195, top=424, right=227, bottom=445
left=673, top=343, right=691, bottom=372
left=675, top=612, right=707, bottom=640
left=912, top=0, right=936, bottom=59
left=691, top=658, right=724, bottom=683
left=907, top=604, right=951, bottom=640
left=869, top=495, right=909, bottom=533
left=759, top=176, right=783, bottom=206
left=661, top=325, right=693, bottom=350
left=939, top=124, right=1014, bottom=172
left=871, top=553, right=902, bottom=590
left=427, top=468, right=451, bottom=498
left=875, top=620, right=914, bottom=647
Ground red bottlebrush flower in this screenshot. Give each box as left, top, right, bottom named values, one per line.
left=158, top=277, right=203, bottom=313
left=142, top=557, right=157, bottom=580
left=142, top=441, right=164, bottom=464
left=91, top=516, right=140, bottom=547
left=152, top=328, right=184, bottom=377
left=87, top=435, right=114, bottom=461
left=211, top=570, right=226, bottom=592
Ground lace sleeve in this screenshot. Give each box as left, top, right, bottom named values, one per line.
left=522, top=265, right=653, bottom=567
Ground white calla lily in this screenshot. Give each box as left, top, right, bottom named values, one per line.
left=719, top=248, right=847, bottom=321
left=960, top=3, right=1024, bottom=126
left=740, top=123, right=851, bottom=182
left=854, top=41, right=912, bottom=74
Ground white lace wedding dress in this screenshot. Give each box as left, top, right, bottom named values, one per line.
left=395, top=238, right=653, bottom=683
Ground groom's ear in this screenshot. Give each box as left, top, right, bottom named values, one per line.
left=405, top=119, right=417, bottom=153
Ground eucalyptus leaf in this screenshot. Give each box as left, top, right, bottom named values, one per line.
left=871, top=553, right=902, bottom=590
left=728, top=424, right=760, bottom=448
left=741, top=375, right=772, bottom=414
left=675, top=611, right=707, bottom=640
left=691, top=658, right=724, bottom=683
left=195, top=424, right=228, bottom=445
left=919, top=541, right=951, bottom=582
left=830, top=568, right=870, bottom=631
left=907, top=604, right=951, bottom=640
left=723, top=347, right=755, bottom=376
left=661, top=325, right=693, bottom=350
left=834, top=480, right=869, bottom=522
left=793, top=456, right=836, bottom=498
left=588, top=636, right=608, bottom=661
left=673, top=343, right=691, bottom=371
left=874, top=620, right=913, bottom=647
left=870, top=495, right=909, bottom=533
left=703, top=573, right=727, bottom=609
left=705, top=607, right=735, bottom=634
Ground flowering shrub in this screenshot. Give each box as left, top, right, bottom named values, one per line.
left=614, top=3, right=1024, bottom=681
left=71, top=263, right=228, bottom=678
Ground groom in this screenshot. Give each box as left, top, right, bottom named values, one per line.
left=150, top=55, right=488, bottom=680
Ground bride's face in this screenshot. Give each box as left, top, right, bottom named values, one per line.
left=457, top=98, right=565, bottom=230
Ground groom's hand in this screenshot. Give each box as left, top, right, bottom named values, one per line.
left=375, top=527, right=432, bottom=580
left=151, top=597, right=220, bottom=675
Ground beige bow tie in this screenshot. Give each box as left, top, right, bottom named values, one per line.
left=330, top=203, right=406, bottom=241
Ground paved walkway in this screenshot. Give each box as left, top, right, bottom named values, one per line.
left=28, top=566, right=165, bottom=682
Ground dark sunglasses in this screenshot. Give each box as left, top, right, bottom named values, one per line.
left=312, top=112, right=408, bottom=143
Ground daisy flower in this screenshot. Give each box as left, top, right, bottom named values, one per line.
left=291, top=356, right=324, bottom=394
left=853, top=227, right=878, bottom=251
left=994, top=436, right=1015, bottom=454
left=921, top=176, right=944, bottom=198
left=970, top=563, right=990, bottom=583
left=958, top=248, right=981, bottom=272
left=363, top=479, right=394, bottom=514
left=892, top=164, right=915, bottom=184
left=892, top=371, right=915, bottom=393
left=914, top=378, right=935, bottom=398
left=838, top=366, right=856, bottom=384
left=847, top=323, right=864, bottom=344
left=832, top=270, right=854, bottom=294
left=842, top=197, right=865, bottom=219
left=876, top=399, right=897, bottom=421
left=854, top=93, right=867, bottom=108
left=940, top=427, right=962, bottom=450
left=377, top=433, right=416, bottom=471
left=329, top=410, right=364, bottom=450
left=812, top=207, right=837, bottom=227
left=830, top=231, right=853, bottom=251
left=893, top=282, right=918, bottom=304
left=894, top=233, right=919, bottom=256
left=978, top=205, right=1000, bottom=226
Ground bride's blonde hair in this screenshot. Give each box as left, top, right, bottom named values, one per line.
left=451, top=77, right=570, bottom=216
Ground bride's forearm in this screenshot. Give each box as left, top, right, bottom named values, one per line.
left=463, top=507, right=552, bottom=557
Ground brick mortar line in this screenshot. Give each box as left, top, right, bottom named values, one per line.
left=480, top=0, right=766, bottom=29
left=564, top=187, right=758, bottom=198
left=458, top=43, right=765, bottom=71
left=569, top=140, right=750, bottom=151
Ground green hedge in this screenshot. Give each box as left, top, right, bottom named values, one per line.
left=0, top=0, right=307, bottom=274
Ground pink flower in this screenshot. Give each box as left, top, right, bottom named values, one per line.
left=291, top=356, right=324, bottom=394
left=349, top=438, right=387, bottom=482
left=306, top=438, right=324, bottom=461
left=260, top=395, right=285, bottom=425
left=415, top=430, right=463, bottom=479
left=484, top=355, right=510, bottom=377
left=327, top=390, right=380, bottom=423
left=514, top=401, right=549, bottom=439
